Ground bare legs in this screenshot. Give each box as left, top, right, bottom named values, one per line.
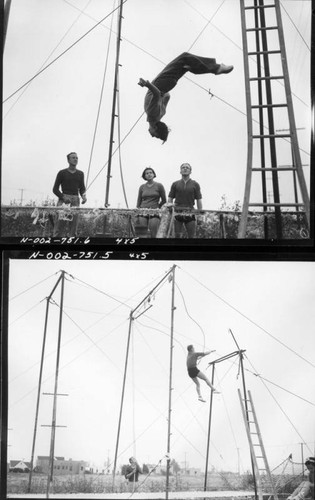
left=192, top=371, right=219, bottom=402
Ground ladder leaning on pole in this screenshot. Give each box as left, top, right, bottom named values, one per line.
left=238, top=0, right=310, bottom=239
left=238, top=389, right=279, bottom=500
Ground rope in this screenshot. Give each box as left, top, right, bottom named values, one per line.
left=86, top=0, right=116, bottom=187
left=175, top=282, right=206, bottom=353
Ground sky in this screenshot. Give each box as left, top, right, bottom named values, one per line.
left=2, top=0, right=312, bottom=210
left=5, top=258, right=315, bottom=474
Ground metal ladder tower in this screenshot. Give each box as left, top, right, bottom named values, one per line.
left=238, top=0, right=310, bottom=239
left=238, top=389, right=279, bottom=500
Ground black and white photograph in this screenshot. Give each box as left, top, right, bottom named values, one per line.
left=1, top=257, right=315, bottom=498
left=1, top=0, right=312, bottom=242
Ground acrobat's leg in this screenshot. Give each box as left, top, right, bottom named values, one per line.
left=197, top=370, right=219, bottom=392
left=191, top=377, right=205, bottom=401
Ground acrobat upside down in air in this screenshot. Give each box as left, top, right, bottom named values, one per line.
left=138, top=52, right=233, bottom=143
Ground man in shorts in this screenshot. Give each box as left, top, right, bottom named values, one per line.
left=187, top=344, right=219, bottom=402
left=168, top=163, right=202, bottom=238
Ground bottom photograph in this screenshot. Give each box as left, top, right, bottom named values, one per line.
left=2, top=258, right=315, bottom=500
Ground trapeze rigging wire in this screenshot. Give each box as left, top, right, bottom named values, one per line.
left=280, top=1, right=311, bottom=51
left=9, top=272, right=58, bottom=301
left=180, top=267, right=315, bottom=370
left=9, top=300, right=43, bottom=326
left=3, top=0, right=94, bottom=120
left=85, top=0, right=116, bottom=187
left=245, top=367, right=315, bottom=407
left=3, top=1, right=128, bottom=104
left=245, top=355, right=313, bottom=454
left=69, top=275, right=133, bottom=308
left=184, top=0, right=309, bottom=115
left=186, top=0, right=227, bottom=52
left=85, top=111, right=145, bottom=191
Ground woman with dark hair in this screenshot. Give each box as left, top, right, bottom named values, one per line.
left=136, top=167, right=166, bottom=237
left=138, top=52, right=233, bottom=142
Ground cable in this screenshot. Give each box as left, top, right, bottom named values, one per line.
left=245, top=355, right=313, bottom=455
left=86, top=111, right=145, bottom=191
left=9, top=272, right=58, bottom=301
left=180, top=267, right=315, bottom=370
left=186, top=0, right=227, bottom=52
left=86, top=0, right=116, bottom=187
left=9, top=300, right=43, bottom=326
left=3, top=1, right=128, bottom=104
left=280, top=1, right=310, bottom=51
left=245, top=366, right=315, bottom=407
left=3, top=0, right=93, bottom=119
left=69, top=275, right=132, bottom=308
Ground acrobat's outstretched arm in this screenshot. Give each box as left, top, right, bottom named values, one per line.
left=138, top=78, right=161, bottom=97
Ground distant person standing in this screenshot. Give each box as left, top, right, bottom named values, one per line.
left=168, top=163, right=202, bottom=238
left=136, top=167, right=166, bottom=237
left=52, top=152, right=87, bottom=237
left=125, top=457, right=142, bottom=492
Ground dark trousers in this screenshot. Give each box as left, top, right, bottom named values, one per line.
left=152, top=52, right=220, bottom=93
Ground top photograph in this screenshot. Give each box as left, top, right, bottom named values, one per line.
left=1, top=0, right=312, bottom=245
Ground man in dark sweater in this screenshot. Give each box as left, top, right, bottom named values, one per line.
left=168, top=163, right=202, bottom=238
left=52, top=152, right=87, bottom=237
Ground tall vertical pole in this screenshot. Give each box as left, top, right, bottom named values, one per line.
left=239, top=351, right=258, bottom=500
left=274, top=0, right=310, bottom=227
left=300, top=443, right=305, bottom=477
left=46, top=271, right=66, bottom=498
left=104, top=0, right=124, bottom=207
left=204, top=364, right=215, bottom=491
left=28, top=298, right=51, bottom=492
left=28, top=274, right=63, bottom=493
left=229, top=328, right=258, bottom=500
left=112, top=312, right=133, bottom=491
left=165, top=266, right=176, bottom=500
left=3, top=0, right=12, bottom=53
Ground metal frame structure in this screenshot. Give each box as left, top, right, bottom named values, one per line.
left=238, top=0, right=310, bottom=239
